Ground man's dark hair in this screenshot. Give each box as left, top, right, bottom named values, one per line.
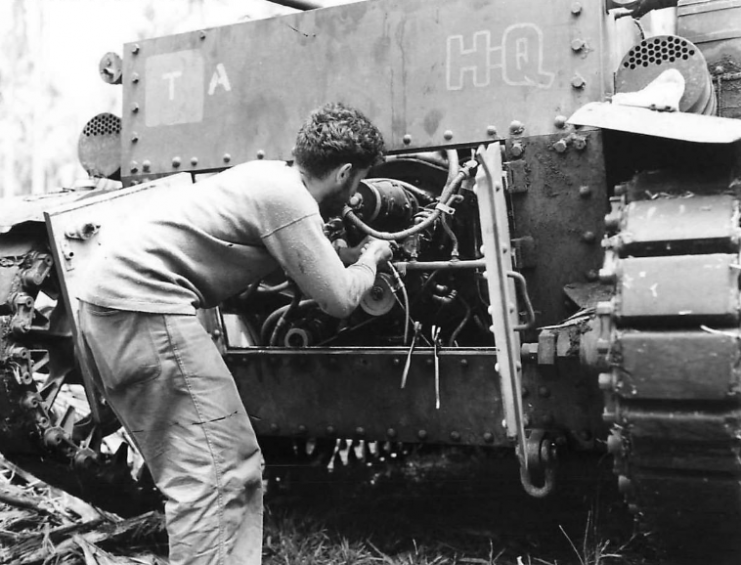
left=294, top=103, right=385, bottom=179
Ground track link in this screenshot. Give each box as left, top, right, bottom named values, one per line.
left=598, top=177, right=741, bottom=564
left=0, top=233, right=158, bottom=516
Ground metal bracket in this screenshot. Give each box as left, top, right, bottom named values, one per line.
left=475, top=143, right=528, bottom=468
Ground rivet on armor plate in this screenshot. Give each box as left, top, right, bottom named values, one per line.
left=417, top=429, right=428, bottom=440
left=326, top=426, right=336, bottom=435
left=426, top=358, right=434, bottom=367
left=355, top=427, right=365, bottom=436
left=270, top=423, right=279, bottom=432
left=509, top=120, right=524, bottom=134
left=403, top=134, right=412, bottom=144
left=486, top=125, right=497, bottom=136
left=199, top=31, right=207, bottom=40
left=298, top=425, right=307, bottom=434
left=522, top=386, right=529, bottom=398
left=571, top=38, right=585, bottom=52
left=585, top=269, right=599, bottom=282
left=172, top=157, right=181, bottom=168
left=571, top=75, right=586, bottom=89
left=542, top=413, right=554, bottom=425
left=571, top=2, right=582, bottom=14
left=538, top=386, right=551, bottom=398
left=511, top=142, right=524, bottom=157
left=443, top=130, right=454, bottom=141
left=131, top=44, right=140, bottom=54
left=483, top=432, right=494, bottom=443
left=582, top=231, right=596, bottom=244
left=130, top=161, right=138, bottom=173
left=256, top=150, right=265, bottom=160
left=460, top=358, right=468, bottom=368
left=131, top=133, right=139, bottom=143
left=450, top=431, right=461, bottom=442
left=191, top=157, right=199, bottom=166
left=131, top=103, right=139, bottom=113
left=386, top=428, right=397, bottom=438
left=393, top=357, right=401, bottom=367
left=554, top=115, right=567, bottom=129
left=223, top=153, right=231, bottom=163
left=131, top=73, right=139, bottom=83
left=579, top=185, right=592, bottom=198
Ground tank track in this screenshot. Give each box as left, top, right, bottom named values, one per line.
left=0, top=234, right=159, bottom=516
left=598, top=175, right=741, bottom=565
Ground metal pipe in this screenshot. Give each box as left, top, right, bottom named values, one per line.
left=392, top=259, right=486, bottom=271
left=265, top=0, right=323, bottom=10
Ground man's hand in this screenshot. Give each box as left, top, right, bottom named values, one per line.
left=360, top=237, right=393, bottom=266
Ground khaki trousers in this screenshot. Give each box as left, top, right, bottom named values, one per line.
left=79, top=301, right=263, bottom=565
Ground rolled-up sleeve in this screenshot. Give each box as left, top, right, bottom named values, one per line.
left=261, top=215, right=377, bottom=318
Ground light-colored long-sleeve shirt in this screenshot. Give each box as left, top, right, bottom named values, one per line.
left=78, top=160, right=377, bottom=318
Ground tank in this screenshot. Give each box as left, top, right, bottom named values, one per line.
left=2, top=1, right=741, bottom=563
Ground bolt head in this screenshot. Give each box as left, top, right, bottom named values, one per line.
left=486, top=125, right=497, bottom=136
left=142, top=160, right=151, bottom=172
left=571, top=2, right=582, bottom=14
left=131, top=44, right=140, bottom=54
left=223, top=153, right=231, bottom=163
left=553, top=139, right=568, bottom=153
left=443, top=130, right=454, bottom=141
left=129, top=161, right=138, bottom=173
left=172, top=157, right=181, bottom=168
left=511, top=142, right=524, bottom=157
left=256, top=149, right=265, bottom=160
left=131, top=72, right=140, bottom=84
left=571, top=38, right=585, bottom=52
left=190, top=156, right=198, bottom=166
left=402, top=134, right=412, bottom=144
left=554, top=115, right=567, bottom=129
left=131, top=103, right=139, bottom=113
left=571, top=76, right=586, bottom=89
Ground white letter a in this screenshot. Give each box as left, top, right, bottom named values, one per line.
left=208, top=63, right=232, bottom=95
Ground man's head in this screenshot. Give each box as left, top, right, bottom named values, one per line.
left=294, top=103, right=385, bottom=216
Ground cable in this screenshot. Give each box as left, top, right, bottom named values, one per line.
left=388, top=263, right=411, bottom=345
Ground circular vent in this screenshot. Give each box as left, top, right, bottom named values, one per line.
left=623, top=36, right=695, bottom=70
left=78, top=113, right=122, bottom=179
left=616, top=35, right=715, bottom=115
left=82, top=113, right=121, bottom=137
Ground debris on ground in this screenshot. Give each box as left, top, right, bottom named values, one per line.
left=0, top=456, right=166, bottom=565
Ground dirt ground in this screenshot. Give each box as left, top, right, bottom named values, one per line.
left=0, top=447, right=654, bottom=564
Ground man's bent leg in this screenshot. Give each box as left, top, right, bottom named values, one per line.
left=79, top=304, right=263, bottom=565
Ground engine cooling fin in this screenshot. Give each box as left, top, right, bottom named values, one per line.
left=597, top=175, right=741, bottom=565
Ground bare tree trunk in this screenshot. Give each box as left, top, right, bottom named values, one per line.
left=28, top=0, right=45, bottom=195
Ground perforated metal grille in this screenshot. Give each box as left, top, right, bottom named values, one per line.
left=623, top=36, right=696, bottom=70
left=82, top=113, right=121, bottom=137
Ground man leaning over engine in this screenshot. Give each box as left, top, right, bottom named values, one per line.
left=76, top=103, right=392, bottom=565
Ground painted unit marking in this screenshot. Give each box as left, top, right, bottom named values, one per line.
left=446, top=24, right=556, bottom=91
